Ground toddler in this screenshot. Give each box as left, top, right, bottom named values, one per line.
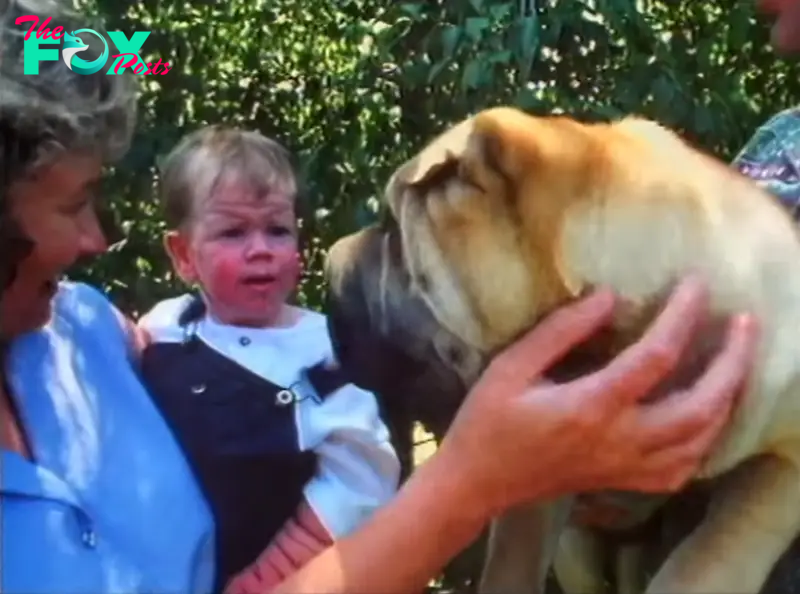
left=136, top=125, right=401, bottom=592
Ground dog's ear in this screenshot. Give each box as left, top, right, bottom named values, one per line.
left=385, top=115, right=508, bottom=217
left=403, top=117, right=479, bottom=186
left=387, top=117, right=477, bottom=198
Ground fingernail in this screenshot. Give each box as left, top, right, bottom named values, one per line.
left=590, top=287, right=616, bottom=306
left=730, top=313, right=758, bottom=342
left=678, top=273, right=709, bottom=296
left=584, top=288, right=617, bottom=319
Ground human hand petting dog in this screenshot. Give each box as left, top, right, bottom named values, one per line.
left=269, top=276, right=758, bottom=594
left=431, top=275, right=759, bottom=521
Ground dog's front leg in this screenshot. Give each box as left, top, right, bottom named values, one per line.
left=645, top=452, right=800, bottom=594
left=478, top=496, right=574, bottom=594
left=552, top=525, right=608, bottom=594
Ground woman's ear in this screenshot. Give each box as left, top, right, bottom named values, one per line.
left=163, top=230, right=197, bottom=286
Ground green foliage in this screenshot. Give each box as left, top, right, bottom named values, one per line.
left=61, top=2, right=799, bottom=588
left=68, top=0, right=799, bottom=321
left=71, top=0, right=408, bottom=315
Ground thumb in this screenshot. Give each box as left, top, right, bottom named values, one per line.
left=484, top=289, right=617, bottom=391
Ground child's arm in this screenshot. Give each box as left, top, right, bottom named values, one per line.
left=110, top=304, right=151, bottom=361
left=299, top=381, right=402, bottom=541
left=125, top=316, right=151, bottom=359
left=225, top=498, right=334, bottom=594
left=225, top=377, right=401, bottom=594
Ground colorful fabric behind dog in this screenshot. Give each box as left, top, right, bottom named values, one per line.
left=732, top=106, right=800, bottom=219
left=731, top=104, right=800, bottom=594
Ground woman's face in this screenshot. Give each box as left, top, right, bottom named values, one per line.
left=0, top=153, right=108, bottom=339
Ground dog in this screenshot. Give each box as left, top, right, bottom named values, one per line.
left=323, top=106, right=800, bottom=594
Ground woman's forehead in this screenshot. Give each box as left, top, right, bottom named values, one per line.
left=10, top=153, right=102, bottom=209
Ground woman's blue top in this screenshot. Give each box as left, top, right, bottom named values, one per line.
left=1, top=281, right=216, bottom=594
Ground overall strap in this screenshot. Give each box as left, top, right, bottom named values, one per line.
left=302, top=359, right=350, bottom=403
left=176, top=293, right=352, bottom=404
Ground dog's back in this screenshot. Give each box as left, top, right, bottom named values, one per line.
left=543, top=113, right=800, bottom=478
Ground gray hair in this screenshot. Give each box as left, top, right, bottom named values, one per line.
left=0, top=0, right=138, bottom=291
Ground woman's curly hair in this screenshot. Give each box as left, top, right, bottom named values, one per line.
left=0, top=0, right=138, bottom=292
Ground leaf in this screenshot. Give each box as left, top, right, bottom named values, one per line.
left=461, top=59, right=483, bottom=90
left=399, top=3, right=423, bottom=19
left=468, top=0, right=485, bottom=13
left=651, top=74, right=675, bottom=111
left=488, top=50, right=512, bottom=64
left=465, top=17, right=490, bottom=42
left=355, top=201, right=377, bottom=229
left=693, top=104, right=716, bottom=137
left=593, top=102, right=624, bottom=120
left=517, top=13, right=539, bottom=80
left=489, top=2, right=512, bottom=22
left=441, top=25, right=461, bottom=60
left=427, top=59, right=451, bottom=84
left=513, top=87, right=541, bottom=109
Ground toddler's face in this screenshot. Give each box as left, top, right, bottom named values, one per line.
left=165, top=178, right=302, bottom=327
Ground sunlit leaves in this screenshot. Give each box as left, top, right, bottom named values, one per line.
left=69, top=0, right=800, bottom=320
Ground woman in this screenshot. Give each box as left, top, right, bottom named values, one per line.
left=1, top=1, right=760, bottom=593
left=0, top=2, right=217, bottom=593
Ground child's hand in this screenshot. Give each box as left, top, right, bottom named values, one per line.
left=225, top=500, right=334, bottom=594
left=113, top=308, right=151, bottom=361
left=129, top=322, right=151, bottom=357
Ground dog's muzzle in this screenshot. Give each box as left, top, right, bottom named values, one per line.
left=324, top=223, right=472, bottom=439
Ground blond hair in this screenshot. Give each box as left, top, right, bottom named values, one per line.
left=157, top=125, right=299, bottom=229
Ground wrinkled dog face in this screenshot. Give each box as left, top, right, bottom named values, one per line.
left=325, top=107, right=630, bottom=435
left=325, top=217, right=486, bottom=437
left=373, top=110, right=606, bottom=353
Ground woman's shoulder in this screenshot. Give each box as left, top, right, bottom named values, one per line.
left=49, top=281, right=127, bottom=340
left=5, top=281, right=132, bottom=365
left=53, top=280, right=115, bottom=312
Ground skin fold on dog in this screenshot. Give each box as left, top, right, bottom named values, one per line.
left=324, top=106, right=800, bottom=594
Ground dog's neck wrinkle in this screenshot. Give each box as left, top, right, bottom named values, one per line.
left=506, top=277, right=724, bottom=398
left=545, top=306, right=728, bottom=401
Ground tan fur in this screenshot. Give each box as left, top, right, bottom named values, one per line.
left=381, top=106, right=800, bottom=594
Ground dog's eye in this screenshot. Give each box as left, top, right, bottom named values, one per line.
left=415, top=273, right=431, bottom=293
left=457, top=162, right=485, bottom=193
left=446, top=344, right=463, bottom=366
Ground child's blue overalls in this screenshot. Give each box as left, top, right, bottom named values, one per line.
left=138, top=296, right=348, bottom=592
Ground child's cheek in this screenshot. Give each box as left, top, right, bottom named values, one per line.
left=275, top=248, right=302, bottom=289
left=289, top=250, right=303, bottom=283
left=206, top=252, right=247, bottom=299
